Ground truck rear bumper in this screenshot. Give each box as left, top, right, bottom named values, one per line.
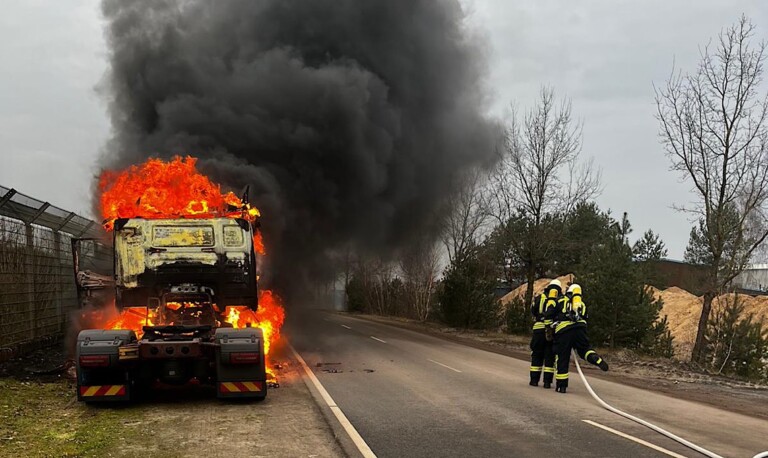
left=217, top=380, right=267, bottom=399
left=77, top=384, right=131, bottom=402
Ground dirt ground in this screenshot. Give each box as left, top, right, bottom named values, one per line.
left=354, top=313, right=768, bottom=421
left=0, top=340, right=343, bottom=458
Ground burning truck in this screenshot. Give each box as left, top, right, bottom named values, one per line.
left=72, top=156, right=284, bottom=403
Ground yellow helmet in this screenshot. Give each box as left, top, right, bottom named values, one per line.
left=567, top=284, right=582, bottom=296
left=546, top=279, right=562, bottom=297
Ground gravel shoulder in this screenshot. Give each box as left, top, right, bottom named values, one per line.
left=351, top=312, right=768, bottom=421
left=0, top=340, right=344, bottom=458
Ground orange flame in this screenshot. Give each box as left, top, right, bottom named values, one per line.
left=99, top=156, right=285, bottom=377
left=105, top=307, right=155, bottom=338
left=224, top=290, right=286, bottom=355
left=98, top=155, right=259, bottom=230
left=253, top=231, right=266, bottom=256
left=99, top=155, right=284, bottom=378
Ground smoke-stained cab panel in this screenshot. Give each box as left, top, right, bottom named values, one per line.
left=114, top=218, right=257, bottom=308
left=115, top=225, right=146, bottom=288
left=152, top=225, right=214, bottom=247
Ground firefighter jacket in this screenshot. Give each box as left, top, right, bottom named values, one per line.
left=545, top=294, right=588, bottom=334
left=531, top=288, right=559, bottom=331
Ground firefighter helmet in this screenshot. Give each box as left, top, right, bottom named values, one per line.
left=567, top=284, right=582, bottom=296
left=546, top=279, right=562, bottom=297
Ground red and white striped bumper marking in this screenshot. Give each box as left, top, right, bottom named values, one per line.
left=219, top=381, right=264, bottom=393
left=79, top=385, right=126, bottom=397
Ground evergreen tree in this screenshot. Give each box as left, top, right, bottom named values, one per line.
left=705, top=295, right=768, bottom=380
left=505, top=296, right=531, bottom=335
left=553, top=202, right=613, bottom=275
left=641, top=306, right=675, bottom=358
left=633, top=229, right=668, bottom=262
left=438, top=245, right=498, bottom=329
left=633, top=229, right=669, bottom=287
left=577, top=213, right=672, bottom=351
left=346, top=274, right=366, bottom=312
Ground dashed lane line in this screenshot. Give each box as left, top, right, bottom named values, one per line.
left=427, top=359, right=462, bottom=373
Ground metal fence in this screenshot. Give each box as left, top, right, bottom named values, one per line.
left=0, top=184, right=109, bottom=360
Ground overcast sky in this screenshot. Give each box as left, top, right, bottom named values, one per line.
left=1, top=1, right=767, bottom=258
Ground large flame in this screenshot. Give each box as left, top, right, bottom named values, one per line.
left=99, top=155, right=259, bottom=230
left=224, top=291, right=286, bottom=355
left=99, top=156, right=284, bottom=372
left=105, top=307, right=155, bottom=334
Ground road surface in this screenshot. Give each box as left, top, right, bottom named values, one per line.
left=288, top=311, right=767, bottom=458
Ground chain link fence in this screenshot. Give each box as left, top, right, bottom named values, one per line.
left=0, top=184, right=110, bottom=361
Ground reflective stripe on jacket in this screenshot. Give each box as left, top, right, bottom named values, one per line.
left=531, top=291, right=558, bottom=330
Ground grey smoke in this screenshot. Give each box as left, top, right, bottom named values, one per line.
left=99, top=0, right=498, bottom=295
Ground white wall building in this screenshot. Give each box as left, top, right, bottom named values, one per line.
left=733, top=264, right=768, bottom=292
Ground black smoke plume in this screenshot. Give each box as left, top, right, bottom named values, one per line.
left=99, top=0, right=498, bottom=296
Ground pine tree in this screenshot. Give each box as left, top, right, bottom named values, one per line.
left=505, top=296, right=531, bottom=335
left=705, top=295, right=768, bottom=380
left=577, top=213, right=672, bottom=351
left=633, top=229, right=668, bottom=262
left=553, top=202, right=612, bottom=274
left=439, top=245, right=498, bottom=329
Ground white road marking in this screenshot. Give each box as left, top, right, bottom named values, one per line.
left=341, top=324, right=352, bottom=329
left=583, top=420, right=687, bottom=458
left=289, top=343, right=377, bottom=458
left=427, top=359, right=462, bottom=373
left=370, top=336, right=387, bottom=343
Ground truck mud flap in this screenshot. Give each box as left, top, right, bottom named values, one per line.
left=217, top=380, right=267, bottom=399
left=78, top=384, right=131, bottom=402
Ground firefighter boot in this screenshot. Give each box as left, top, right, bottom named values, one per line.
left=585, top=350, right=609, bottom=372
left=529, top=366, right=542, bottom=386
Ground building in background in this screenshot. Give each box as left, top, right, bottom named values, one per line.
left=733, top=264, right=768, bottom=293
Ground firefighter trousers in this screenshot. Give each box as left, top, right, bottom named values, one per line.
left=553, top=326, right=604, bottom=389
left=529, top=329, right=554, bottom=385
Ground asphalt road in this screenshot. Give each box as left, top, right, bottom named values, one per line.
left=288, top=311, right=768, bottom=458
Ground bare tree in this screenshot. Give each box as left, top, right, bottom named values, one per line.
left=442, top=169, right=488, bottom=265
left=488, top=87, right=600, bottom=307
left=655, top=15, right=768, bottom=363
left=400, top=238, right=440, bottom=322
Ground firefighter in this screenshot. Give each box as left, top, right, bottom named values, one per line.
left=548, top=283, right=608, bottom=393
left=529, top=279, right=560, bottom=388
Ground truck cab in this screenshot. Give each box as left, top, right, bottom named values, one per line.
left=113, top=217, right=258, bottom=310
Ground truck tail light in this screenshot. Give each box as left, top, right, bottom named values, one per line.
left=230, top=352, right=260, bottom=364
left=79, top=355, right=110, bottom=367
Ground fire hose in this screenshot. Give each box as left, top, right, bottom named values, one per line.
left=573, top=350, right=768, bottom=458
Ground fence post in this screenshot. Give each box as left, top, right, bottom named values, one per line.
left=25, top=223, right=36, bottom=340
left=53, top=231, right=64, bottom=333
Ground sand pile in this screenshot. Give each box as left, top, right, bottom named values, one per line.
left=500, top=274, right=575, bottom=306
left=647, top=286, right=702, bottom=358
left=712, top=294, right=768, bottom=324
left=648, top=288, right=768, bottom=359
